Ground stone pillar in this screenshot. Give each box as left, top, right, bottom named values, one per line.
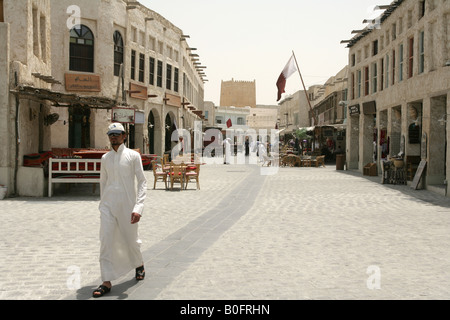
left=346, top=113, right=360, bottom=170
left=0, top=23, right=11, bottom=192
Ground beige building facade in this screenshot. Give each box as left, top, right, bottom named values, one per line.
left=277, top=90, right=311, bottom=136
left=345, top=0, right=450, bottom=194
left=247, top=105, right=279, bottom=132
left=0, top=0, right=205, bottom=197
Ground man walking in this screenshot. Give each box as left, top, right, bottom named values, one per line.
left=93, top=123, right=147, bottom=298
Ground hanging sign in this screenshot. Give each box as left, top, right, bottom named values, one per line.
left=112, top=107, right=135, bottom=123
left=129, top=83, right=148, bottom=100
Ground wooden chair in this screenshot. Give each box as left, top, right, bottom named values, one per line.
left=151, top=160, right=168, bottom=189
left=185, top=164, right=200, bottom=190
left=315, top=155, right=326, bottom=168
left=169, top=162, right=185, bottom=191
left=301, top=155, right=312, bottom=167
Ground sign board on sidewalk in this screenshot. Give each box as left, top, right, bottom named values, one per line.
left=411, top=160, right=427, bottom=190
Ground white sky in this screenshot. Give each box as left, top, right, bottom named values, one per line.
left=139, top=0, right=392, bottom=105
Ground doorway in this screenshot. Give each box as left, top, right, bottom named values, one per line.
left=69, top=106, right=90, bottom=148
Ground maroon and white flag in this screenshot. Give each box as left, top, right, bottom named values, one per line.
left=226, top=118, right=232, bottom=128
left=276, top=55, right=297, bottom=101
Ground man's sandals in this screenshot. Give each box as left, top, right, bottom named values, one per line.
left=92, top=284, right=111, bottom=298
left=135, top=265, right=145, bottom=281
left=92, top=266, right=144, bottom=298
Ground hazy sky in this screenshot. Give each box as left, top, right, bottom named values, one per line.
left=140, top=0, right=392, bottom=105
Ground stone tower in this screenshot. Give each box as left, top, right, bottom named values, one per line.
left=220, top=78, right=256, bottom=108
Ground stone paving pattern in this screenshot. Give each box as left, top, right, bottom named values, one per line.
left=1, top=162, right=450, bottom=300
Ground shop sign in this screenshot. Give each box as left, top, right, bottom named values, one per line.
left=349, top=104, right=360, bottom=115
left=165, top=93, right=182, bottom=108
left=65, top=73, right=101, bottom=92
left=129, top=83, right=148, bottom=100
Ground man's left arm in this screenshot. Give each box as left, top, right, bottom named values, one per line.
left=132, top=153, right=147, bottom=216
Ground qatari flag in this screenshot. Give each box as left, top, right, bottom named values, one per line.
left=276, top=55, right=297, bottom=101
left=226, top=118, right=232, bottom=128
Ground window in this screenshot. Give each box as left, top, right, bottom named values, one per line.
left=40, top=15, right=47, bottom=62
left=0, top=0, right=4, bottom=22
left=364, top=66, right=369, bottom=96
left=70, top=25, right=94, bottom=73
left=357, top=70, right=362, bottom=98
left=139, top=53, right=145, bottom=82
left=166, top=64, right=172, bottom=90
left=399, top=44, right=404, bottom=82
left=113, top=31, right=124, bottom=76
left=351, top=54, right=356, bottom=66
left=380, top=58, right=384, bottom=91
left=419, top=1, right=426, bottom=19
left=131, top=26, right=137, bottom=42
left=372, top=40, right=378, bottom=56
left=33, top=7, right=38, bottom=57
left=237, top=117, right=245, bottom=125
left=149, top=57, right=155, bottom=85
left=419, top=31, right=425, bottom=74
left=174, top=67, right=179, bottom=92
left=351, top=73, right=355, bottom=99
left=408, top=37, right=414, bottom=78
left=157, top=60, right=163, bottom=87
left=149, top=36, right=156, bottom=51
left=392, top=50, right=396, bottom=85
left=372, top=63, right=377, bottom=93
left=385, top=54, right=390, bottom=88
left=407, top=10, right=413, bottom=28
left=130, top=50, right=136, bottom=80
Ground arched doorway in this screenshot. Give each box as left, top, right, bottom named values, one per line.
left=148, top=111, right=155, bottom=154
left=69, top=106, right=90, bottom=148
left=165, top=113, right=175, bottom=153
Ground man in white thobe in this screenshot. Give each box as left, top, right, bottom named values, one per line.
left=258, top=142, right=267, bottom=163
left=223, top=138, right=232, bottom=164
left=93, top=123, right=147, bottom=297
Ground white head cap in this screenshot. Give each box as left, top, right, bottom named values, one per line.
left=107, top=122, right=125, bottom=135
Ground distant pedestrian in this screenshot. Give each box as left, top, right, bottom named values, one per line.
left=258, top=142, right=267, bottom=163
left=245, top=138, right=249, bottom=156
left=223, top=138, right=232, bottom=164
left=93, top=123, right=147, bottom=298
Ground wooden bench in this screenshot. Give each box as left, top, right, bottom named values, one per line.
left=48, top=158, right=101, bottom=197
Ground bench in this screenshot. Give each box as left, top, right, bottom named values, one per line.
left=48, top=158, right=101, bottom=197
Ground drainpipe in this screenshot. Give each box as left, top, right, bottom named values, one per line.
left=13, top=71, right=20, bottom=196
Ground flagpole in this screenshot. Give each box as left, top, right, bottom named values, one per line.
left=292, top=50, right=318, bottom=126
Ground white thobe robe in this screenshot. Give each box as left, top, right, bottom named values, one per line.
left=98, top=144, right=147, bottom=282
left=258, top=143, right=267, bottom=162
left=223, top=139, right=231, bottom=164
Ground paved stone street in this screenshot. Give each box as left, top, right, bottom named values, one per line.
left=1, top=161, right=450, bottom=300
